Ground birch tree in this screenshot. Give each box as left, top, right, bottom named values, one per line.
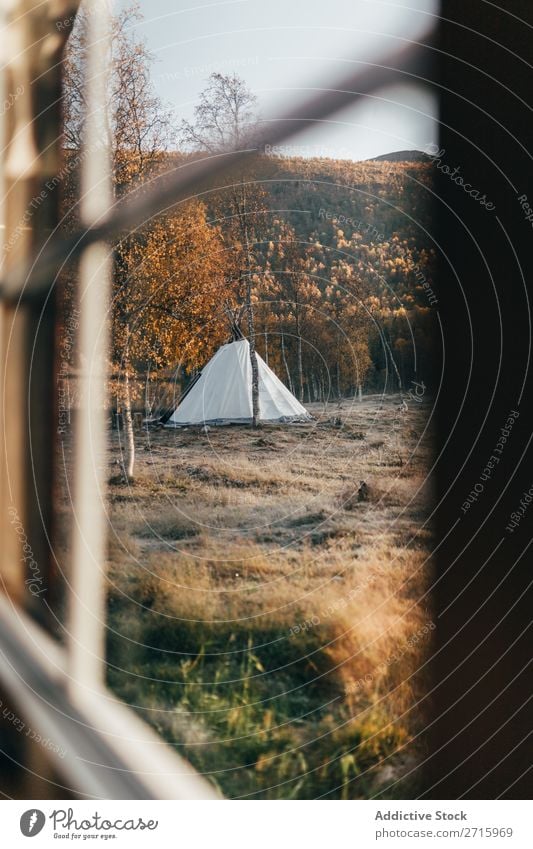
left=180, top=73, right=265, bottom=425
left=113, top=208, right=229, bottom=474
left=62, top=2, right=177, bottom=478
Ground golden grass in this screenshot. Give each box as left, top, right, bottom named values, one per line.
left=105, top=394, right=434, bottom=798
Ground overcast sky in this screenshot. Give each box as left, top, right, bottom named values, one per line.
left=130, top=0, right=439, bottom=161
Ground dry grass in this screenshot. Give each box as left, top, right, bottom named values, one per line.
left=105, top=394, right=434, bottom=798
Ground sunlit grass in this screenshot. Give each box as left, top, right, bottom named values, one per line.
left=106, top=395, right=434, bottom=798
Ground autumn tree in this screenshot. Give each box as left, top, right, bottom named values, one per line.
left=324, top=270, right=372, bottom=400
left=180, top=73, right=266, bottom=426
left=263, top=222, right=322, bottom=402
left=62, top=3, right=232, bottom=478
left=113, top=206, right=228, bottom=471
left=62, top=2, right=174, bottom=188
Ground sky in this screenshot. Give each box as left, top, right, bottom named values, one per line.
left=130, top=0, right=439, bottom=161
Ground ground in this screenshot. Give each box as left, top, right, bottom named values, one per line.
left=105, top=393, right=434, bottom=799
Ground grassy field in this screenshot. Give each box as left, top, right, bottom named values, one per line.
left=105, top=393, right=434, bottom=798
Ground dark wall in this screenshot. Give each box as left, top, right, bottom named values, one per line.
left=430, top=1, right=533, bottom=798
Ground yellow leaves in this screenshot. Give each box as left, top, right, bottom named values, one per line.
left=112, top=201, right=231, bottom=373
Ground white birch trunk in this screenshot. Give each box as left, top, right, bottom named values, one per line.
left=123, top=333, right=135, bottom=479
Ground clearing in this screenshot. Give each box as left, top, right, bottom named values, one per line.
left=105, top=394, right=434, bottom=799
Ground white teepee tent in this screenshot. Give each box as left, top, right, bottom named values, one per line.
left=166, top=339, right=311, bottom=426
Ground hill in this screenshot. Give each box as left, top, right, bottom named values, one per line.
left=369, top=149, right=431, bottom=163
left=243, top=154, right=436, bottom=390
left=63, top=150, right=437, bottom=395
left=149, top=152, right=437, bottom=394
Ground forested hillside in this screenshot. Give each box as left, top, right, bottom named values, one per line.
left=177, top=153, right=437, bottom=398
left=61, top=153, right=435, bottom=411
left=60, top=4, right=437, bottom=417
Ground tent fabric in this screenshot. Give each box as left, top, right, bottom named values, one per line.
left=166, top=339, right=311, bottom=426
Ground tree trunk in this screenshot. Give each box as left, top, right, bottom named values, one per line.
left=240, top=194, right=260, bottom=426
left=336, top=361, right=341, bottom=399
left=296, top=313, right=304, bottom=402
left=264, top=330, right=269, bottom=366
left=384, top=337, right=403, bottom=391
left=123, top=333, right=135, bottom=480
left=281, top=332, right=293, bottom=393
left=246, top=284, right=260, bottom=426
left=354, top=354, right=363, bottom=402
